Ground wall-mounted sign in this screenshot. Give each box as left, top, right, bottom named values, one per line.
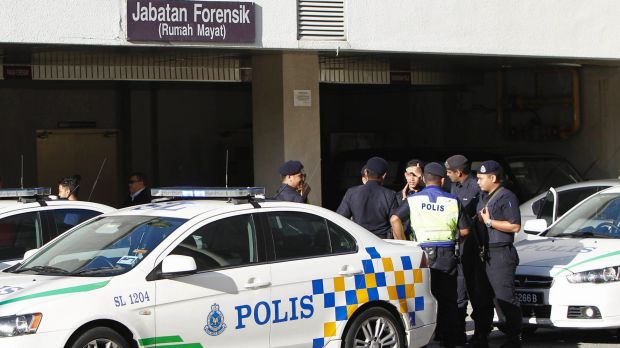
left=127, top=0, right=255, bottom=43
left=3, top=66, right=32, bottom=80
left=294, top=90, right=312, bottom=107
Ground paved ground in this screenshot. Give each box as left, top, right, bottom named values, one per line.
left=425, top=314, right=620, bottom=347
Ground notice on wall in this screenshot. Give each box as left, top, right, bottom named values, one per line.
left=127, top=0, right=255, bottom=43
left=294, top=90, right=312, bottom=107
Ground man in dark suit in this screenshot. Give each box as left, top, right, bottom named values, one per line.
left=124, top=172, right=151, bottom=207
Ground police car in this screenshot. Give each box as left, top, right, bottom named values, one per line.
left=0, top=188, right=115, bottom=269
left=0, top=187, right=436, bottom=348
left=513, top=185, right=620, bottom=331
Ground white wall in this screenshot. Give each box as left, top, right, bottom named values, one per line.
left=2, top=0, right=620, bottom=59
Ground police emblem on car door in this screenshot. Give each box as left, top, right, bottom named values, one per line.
left=155, top=213, right=271, bottom=347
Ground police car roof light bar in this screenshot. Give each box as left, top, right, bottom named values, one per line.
left=151, top=187, right=265, bottom=199
left=0, top=187, right=52, bottom=198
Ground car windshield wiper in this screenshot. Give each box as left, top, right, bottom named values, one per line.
left=12, top=265, right=69, bottom=274
left=70, top=266, right=125, bottom=276
left=552, top=230, right=596, bottom=238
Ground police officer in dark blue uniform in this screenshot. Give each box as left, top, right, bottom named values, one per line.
left=272, top=160, right=309, bottom=203
left=337, top=156, right=399, bottom=239
left=445, top=154, right=481, bottom=345
left=475, top=160, right=523, bottom=348
left=396, top=159, right=424, bottom=241
left=390, top=162, right=471, bottom=348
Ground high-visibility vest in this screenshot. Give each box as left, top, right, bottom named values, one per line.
left=408, top=192, right=459, bottom=243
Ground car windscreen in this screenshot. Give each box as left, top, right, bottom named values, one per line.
left=544, top=193, right=620, bottom=239
left=508, top=158, right=582, bottom=199
left=9, top=215, right=187, bottom=276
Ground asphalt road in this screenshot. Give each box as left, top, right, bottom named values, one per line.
left=426, top=316, right=620, bottom=347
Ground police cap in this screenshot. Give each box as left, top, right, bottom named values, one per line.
left=445, top=154, right=469, bottom=171
left=279, top=160, right=304, bottom=176
left=424, top=162, right=445, bottom=178
left=478, top=160, right=502, bottom=175
left=365, top=156, right=389, bottom=176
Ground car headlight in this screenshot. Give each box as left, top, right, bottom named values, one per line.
left=0, top=313, right=42, bottom=337
left=567, top=266, right=620, bottom=284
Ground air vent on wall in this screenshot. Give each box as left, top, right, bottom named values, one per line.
left=30, top=52, right=243, bottom=82
left=298, top=0, right=345, bottom=40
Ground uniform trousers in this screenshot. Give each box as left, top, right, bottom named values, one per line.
left=425, top=246, right=459, bottom=347
left=477, top=244, right=522, bottom=338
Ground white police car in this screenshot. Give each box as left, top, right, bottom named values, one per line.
left=0, top=188, right=115, bottom=269
left=0, top=187, right=436, bottom=348
left=514, top=185, right=620, bottom=330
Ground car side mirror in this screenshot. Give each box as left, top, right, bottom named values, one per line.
left=161, top=254, right=197, bottom=277
left=523, top=219, right=548, bottom=234
left=23, top=248, right=40, bottom=260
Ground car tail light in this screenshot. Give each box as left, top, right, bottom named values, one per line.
left=419, top=252, right=429, bottom=268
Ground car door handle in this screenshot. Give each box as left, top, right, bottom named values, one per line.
left=338, top=266, right=363, bottom=277
left=244, top=278, right=271, bottom=289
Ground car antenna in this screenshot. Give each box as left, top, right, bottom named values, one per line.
left=88, top=158, right=107, bottom=201
left=225, top=149, right=229, bottom=189
left=20, top=154, right=24, bottom=188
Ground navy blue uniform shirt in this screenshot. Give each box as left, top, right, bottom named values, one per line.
left=336, top=180, right=398, bottom=238
left=273, top=184, right=305, bottom=203
left=477, top=187, right=521, bottom=244
left=450, top=175, right=481, bottom=219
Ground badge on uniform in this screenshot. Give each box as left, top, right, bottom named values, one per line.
left=205, top=303, right=227, bottom=336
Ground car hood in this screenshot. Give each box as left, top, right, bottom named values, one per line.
left=516, top=237, right=620, bottom=277
left=0, top=272, right=110, bottom=312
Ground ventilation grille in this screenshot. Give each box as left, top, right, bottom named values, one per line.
left=30, top=52, right=244, bottom=82
left=298, top=0, right=345, bottom=40
left=320, top=56, right=388, bottom=84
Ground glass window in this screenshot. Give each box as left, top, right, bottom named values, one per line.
left=545, top=193, right=620, bottom=239
left=507, top=158, right=581, bottom=199
left=557, top=187, right=601, bottom=217
left=267, top=212, right=332, bottom=260
left=536, top=187, right=606, bottom=225
left=0, top=212, right=42, bottom=260
left=50, top=209, right=102, bottom=236
left=327, top=220, right=357, bottom=253
left=13, top=215, right=186, bottom=276
left=171, top=214, right=257, bottom=272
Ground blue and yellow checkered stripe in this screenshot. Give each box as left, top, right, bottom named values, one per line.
left=311, top=247, right=426, bottom=348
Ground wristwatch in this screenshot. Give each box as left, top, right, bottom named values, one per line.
left=485, top=219, right=492, bottom=228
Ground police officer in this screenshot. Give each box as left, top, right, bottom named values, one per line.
left=273, top=160, right=309, bottom=203
left=396, top=159, right=424, bottom=241
left=445, top=155, right=481, bottom=345
left=58, top=174, right=81, bottom=201
left=476, top=160, right=523, bottom=348
left=337, top=156, right=399, bottom=239
left=390, top=162, right=471, bottom=348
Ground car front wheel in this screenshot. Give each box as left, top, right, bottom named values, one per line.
left=70, top=326, right=130, bottom=348
left=344, top=306, right=406, bottom=348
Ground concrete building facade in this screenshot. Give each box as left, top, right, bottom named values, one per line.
left=1, top=0, right=620, bottom=207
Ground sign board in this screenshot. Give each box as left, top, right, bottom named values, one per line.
left=127, top=0, right=256, bottom=43
left=294, top=90, right=312, bottom=107
left=3, top=66, right=32, bottom=80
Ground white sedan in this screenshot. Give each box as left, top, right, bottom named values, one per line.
left=0, top=187, right=436, bottom=348
left=515, top=185, right=620, bottom=330
left=0, top=187, right=115, bottom=268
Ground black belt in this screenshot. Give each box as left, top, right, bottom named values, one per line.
left=488, top=242, right=513, bottom=248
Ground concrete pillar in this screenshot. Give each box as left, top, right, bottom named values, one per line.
left=252, top=52, right=322, bottom=205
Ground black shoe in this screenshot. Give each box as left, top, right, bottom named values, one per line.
left=433, top=329, right=443, bottom=342
left=499, top=335, right=522, bottom=348
left=466, top=335, right=489, bottom=348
